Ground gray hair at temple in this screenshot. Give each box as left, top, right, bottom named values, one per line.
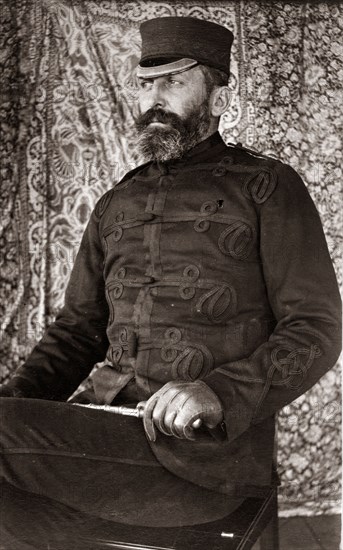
left=198, top=65, right=229, bottom=96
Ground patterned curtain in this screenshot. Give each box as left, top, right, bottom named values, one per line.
left=0, top=0, right=341, bottom=516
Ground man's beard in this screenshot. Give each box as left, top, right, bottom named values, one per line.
left=135, top=100, right=211, bottom=162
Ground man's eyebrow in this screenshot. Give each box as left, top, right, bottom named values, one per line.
left=167, top=73, right=184, bottom=79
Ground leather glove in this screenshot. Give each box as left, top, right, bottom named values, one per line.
left=141, top=380, right=224, bottom=442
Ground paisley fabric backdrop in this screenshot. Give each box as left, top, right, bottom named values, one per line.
left=1, top=0, right=341, bottom=516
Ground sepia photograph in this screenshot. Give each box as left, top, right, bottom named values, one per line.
left=0, top=0, right=342, bottom=548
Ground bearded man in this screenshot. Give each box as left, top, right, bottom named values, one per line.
left=0, top=16, right=341, bottom=545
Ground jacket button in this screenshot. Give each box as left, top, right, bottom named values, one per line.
left=142, top=276, right=155, bottom=284
left=137, top=213, right=155, bottom=222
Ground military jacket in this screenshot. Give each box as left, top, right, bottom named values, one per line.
left=7, top=132, right=341, bottom=497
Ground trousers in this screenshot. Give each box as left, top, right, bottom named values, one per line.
left=0, top=397, right=243, bottom=546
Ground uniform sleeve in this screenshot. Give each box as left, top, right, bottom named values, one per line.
left=204, top=162, right=342, bottom=443
left=3, top=200, right=110, bottom=401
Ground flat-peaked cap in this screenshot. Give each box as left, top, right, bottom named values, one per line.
left=137, top=16, right=234, bottom=78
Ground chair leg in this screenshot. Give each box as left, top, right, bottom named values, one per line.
left=259, top=491, right=279, bottom=550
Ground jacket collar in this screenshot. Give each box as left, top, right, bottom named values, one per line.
left=183, top=130, right=224, bottom=159
left=145, top=131, right=226, bottom=177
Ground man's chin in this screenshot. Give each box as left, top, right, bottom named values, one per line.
left=140, top=124, right=174, bottom=137
left=136, top=127, right=185, bottom=162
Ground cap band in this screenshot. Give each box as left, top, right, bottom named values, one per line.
left=136, top=58, right=199, bottom=79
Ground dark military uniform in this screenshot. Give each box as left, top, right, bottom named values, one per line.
left=5, top=131, right=341, bottom=498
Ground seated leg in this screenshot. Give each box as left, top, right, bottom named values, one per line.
left=0, top=397, right=242, bottom=528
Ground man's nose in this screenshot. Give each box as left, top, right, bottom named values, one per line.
left=146, top=81, right=166, bottom=109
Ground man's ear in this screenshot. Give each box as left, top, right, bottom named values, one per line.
left=210, top=87, right=231, bottom=117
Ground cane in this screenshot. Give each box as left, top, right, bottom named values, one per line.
left=72, top=401, right=202, bottom=428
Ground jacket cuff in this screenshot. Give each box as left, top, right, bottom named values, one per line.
left=204, top=368, right=256, bottom=443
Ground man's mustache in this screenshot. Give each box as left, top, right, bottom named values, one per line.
left=135, top=108, right=184, bottom=131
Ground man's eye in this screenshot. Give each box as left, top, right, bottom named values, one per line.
left=167, top=79, right=182, bottom=87
left=139, top=80, right=152, bottom=89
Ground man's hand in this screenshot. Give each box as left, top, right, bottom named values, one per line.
left=140, top=380, right=224, bottom=442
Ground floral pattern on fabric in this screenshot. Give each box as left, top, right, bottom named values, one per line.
left=0, top=0, right=341, bottom=515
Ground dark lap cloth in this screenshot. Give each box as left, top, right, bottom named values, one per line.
left=0, top=397, right=242, bottom=539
